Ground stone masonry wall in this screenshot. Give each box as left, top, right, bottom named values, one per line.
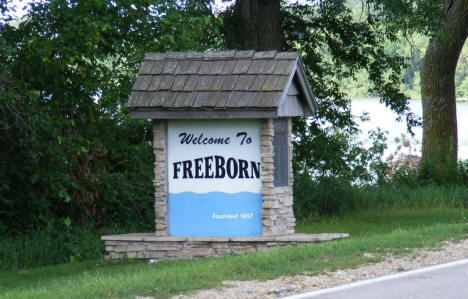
left=102, top=233, right=348, bottom=260
left=260, top=119, right=295, bottom=236
left=153, top=120, right=168, bottom=236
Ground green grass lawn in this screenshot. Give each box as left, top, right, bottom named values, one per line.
left=1, top=208, right=467, bottom=299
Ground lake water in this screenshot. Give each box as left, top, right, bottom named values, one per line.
left=352, top=98, right=468, bottom=161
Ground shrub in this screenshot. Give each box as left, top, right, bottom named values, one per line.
left=0, top=223, right=101, bottom=270
left=293, top=174, right=356, bottom=218
left=0, top=223, right=144, bottom=271
left=458, top=160, right=468, bottom=185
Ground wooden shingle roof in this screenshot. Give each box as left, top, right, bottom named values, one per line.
left=127, top=50, right=317, bottom=119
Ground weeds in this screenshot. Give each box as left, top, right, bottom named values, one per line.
left=0, top=224, right=103, bottom=271
left=294, top=175, right=468, bottom=217
left=386, top=133, right=421, bottom=181
left=0, top=224, right=149, bottom=271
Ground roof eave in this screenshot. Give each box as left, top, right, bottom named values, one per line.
left=128, top=108, right=278, bottom=119
left=295, top=57, right=318, bottom=115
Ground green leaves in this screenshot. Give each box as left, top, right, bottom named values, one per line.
left=0, top=0, right=218, bottom=232
left=64, top=217, right=72, bottom=227
left=1, top=0, right=442, bottom=230
left=278, top=1, right=405, bottom=183
left=368, top=0, right=445, bottom=37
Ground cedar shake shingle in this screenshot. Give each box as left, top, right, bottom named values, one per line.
left=127, top=50, right=317, bottom=118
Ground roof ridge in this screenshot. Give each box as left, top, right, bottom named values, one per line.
left=144, top=50, right=299, bottom=61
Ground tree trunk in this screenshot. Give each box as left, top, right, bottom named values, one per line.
left=420, top=0, right=468, bottom=174
left=233, top=0, right=284, bottom=51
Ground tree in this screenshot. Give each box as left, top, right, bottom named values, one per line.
left=368, top=0, right=468, bottom=181
left=1, top=0, right=438, bottom=230
left=222, top=0, right=416, bottom=184
left=0, top=0, right=218, bottom=231
left=228, top=0, right=283, bottom=51
left=420, top=0, right=468, bottom=174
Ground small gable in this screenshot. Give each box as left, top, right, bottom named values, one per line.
left=277, top=79, right=314, bottom=117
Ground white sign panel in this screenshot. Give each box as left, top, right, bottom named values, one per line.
left=167, top=119, right=262, bottom=236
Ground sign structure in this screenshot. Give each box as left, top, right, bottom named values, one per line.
left=167, top=119, right=262, bottom=236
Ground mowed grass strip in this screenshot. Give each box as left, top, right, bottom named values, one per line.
left=1, top=209, right=467, bottom=299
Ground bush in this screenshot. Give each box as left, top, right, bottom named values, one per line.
left=0, top=223, right=143, bottom=271
left=0, top=223, right=103, bottom=271
left=458, top=160, right=468, bottom=185
left=293, top=174, right=357, bottom=218
left=293, top=172, right=468, bottom=220
left=390, top=158, right=468, bottom=187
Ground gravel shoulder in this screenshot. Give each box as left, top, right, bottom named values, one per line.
left=172, top=238, right=468, bottom=299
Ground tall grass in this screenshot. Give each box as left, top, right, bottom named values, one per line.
left=293, top=174, right=468, bottom=218
left=296, top=209, right=468, bottom=237
left=355, top=184, right=468, bottom=210
left=0, top=225, right=105, bottom=271
left=0, top=224, right=148, bottom=271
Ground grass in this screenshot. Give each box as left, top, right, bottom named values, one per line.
left=0, top=225, right=148, bottom=271
left=1, top=208, right=467, bottom=299
left=0, top=226, right=104, bottom=271
left=293, top=176, right=468, bottom=218
left=296, top=208, right=468, bottom=236
left=354, top=185, right=468, bottom=210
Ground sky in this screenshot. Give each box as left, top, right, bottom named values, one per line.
left=4, top=0, right=315, bottom=20
left=3, top=0, right=33, bottom=18
left=4, top=0, right=232, bottom=19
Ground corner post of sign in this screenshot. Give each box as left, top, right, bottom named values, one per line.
left=152, top=119, right=169, bottom=236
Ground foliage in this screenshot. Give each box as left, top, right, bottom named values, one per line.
left=361, top=184, right=468, bottom=210
left=0, top=222, right=148, bottom=271
left=384, top=158, right=468, bottom=187
left=385, top=133, right=421, bottom=182
left=293, top=174, right=356, bottom=217
left=383, top=132, right=468, bottom=186
left=337, top=0, right=468, bottom=99
left=294, top=172, right=468, bottom=218
left=458, top=160, right=468, bottom=185
left=219, top=0, right=424, bottom=182
left=0, top=223, right=102, bottom=271
left=340, top=31, right=468, bottom=99
left=2, top=0, right=461, bottom=232
left=294, top=137, right=468, bottom=217
left=0, top=0, right=218, bottom=232
left=277, top=1, right=420, bottom=183
left=366, top=0, right=445, bottom=37
left=366, top=0, right=467, bottom=179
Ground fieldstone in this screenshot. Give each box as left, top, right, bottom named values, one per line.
left=191, top=248, right=213, bottom=257
left=146, top=245, right=180, bottom=251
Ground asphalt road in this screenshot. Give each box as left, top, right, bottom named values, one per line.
left=284, top=258, right=468, bottom=299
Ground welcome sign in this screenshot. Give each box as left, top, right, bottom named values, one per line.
left=167, top=119, right=262, bottom=236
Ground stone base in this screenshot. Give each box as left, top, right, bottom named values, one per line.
left=101, top=233, right=349, bottom=260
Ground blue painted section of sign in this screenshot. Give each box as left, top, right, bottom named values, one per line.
left=168, top=192, right=262, bottom=236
